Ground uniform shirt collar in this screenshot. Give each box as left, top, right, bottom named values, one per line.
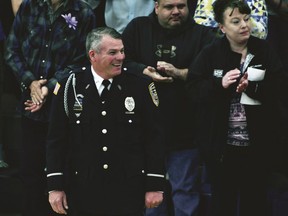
left=90, top=66, right=113, bottom=93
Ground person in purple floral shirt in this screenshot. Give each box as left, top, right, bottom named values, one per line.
left=4, top=0, right=96, bottom=215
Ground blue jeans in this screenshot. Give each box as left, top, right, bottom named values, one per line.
left=146, top=149, right=201, bottom=216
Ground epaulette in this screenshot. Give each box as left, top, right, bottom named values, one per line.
left=69, top=66, right=89, bottom=76
left=53, top=66, right=89, bottom=96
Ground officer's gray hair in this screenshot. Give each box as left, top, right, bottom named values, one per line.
left=86, top=27, right=122, bottom=56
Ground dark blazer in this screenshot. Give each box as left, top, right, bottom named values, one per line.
left=46, top=66, right=166, bottom=215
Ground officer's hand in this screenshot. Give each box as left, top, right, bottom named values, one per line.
left=29, top=79, right=47, bottom=105
left=49, top=190, right=69, bottom=215
left=145, top=191, right=163, bottom=208
left=143, top=66, right=173, bottom=83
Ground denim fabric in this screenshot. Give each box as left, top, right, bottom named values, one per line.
left=146, top=149, right=201, bottom=216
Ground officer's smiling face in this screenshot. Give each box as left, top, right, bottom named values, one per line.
left=92, top=35, right=125, bottom=79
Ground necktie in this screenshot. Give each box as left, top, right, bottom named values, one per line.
left=101, top=79, right=110, bottom=100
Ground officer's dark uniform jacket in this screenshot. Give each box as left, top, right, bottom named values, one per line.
left=122, top=11, right=215, bottom=151
left=186, top=36, right=288, bottom=174
left=46, top=66, right=166, bottom=215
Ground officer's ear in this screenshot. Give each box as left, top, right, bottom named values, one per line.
left=89, top=50, right=97, bottom=62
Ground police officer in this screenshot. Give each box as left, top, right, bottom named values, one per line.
left=46, top=27, right=166, bottom=216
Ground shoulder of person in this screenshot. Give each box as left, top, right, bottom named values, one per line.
left=21, top=0, right=32, bottom=7
left=129, top=15, right=152, bottom=26
left=72, top=65, right=90, bottom=76
left=53, top=65, right=89, bottom=95
left=123, top=16, right=151, bottom=35
left=64, top=64, right=89, bottom=81
left=70, top=0, right=95, bottom=13
left=122, top=71, right=151, bottom=85
left=184, top=18, right=216, bottom=38
left=248, top=36, right=270, bottom=50
left=203, top=35, right=222, bottom=49
left=195, top=36, right=227, bottom=58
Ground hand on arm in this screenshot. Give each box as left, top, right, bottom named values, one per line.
left=25, top=85, right=48, bottom=112
left=29, top=79, right=47, bottom=105
left=49, top=190, right=69, bottom=215
left=145, top=191, right=163, bottom=209
left=157, top=61, right=188, bottom=81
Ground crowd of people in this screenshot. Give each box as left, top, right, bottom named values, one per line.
left=0, top=0, right=287, bottom=216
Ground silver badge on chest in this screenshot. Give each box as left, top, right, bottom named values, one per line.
left=125, top=97, right=135, bottom=114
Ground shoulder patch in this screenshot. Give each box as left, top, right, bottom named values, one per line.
left=53, top=82, right=61, bottom=95
left=148, top=82, right=159, bottom=107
